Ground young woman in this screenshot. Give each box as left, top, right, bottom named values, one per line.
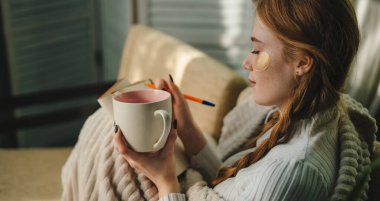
left=114, top=0, right=375, bottom=200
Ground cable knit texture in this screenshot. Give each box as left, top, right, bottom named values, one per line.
left=61, top=94, right=377, bottom=201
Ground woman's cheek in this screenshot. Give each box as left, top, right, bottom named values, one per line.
left=252, top=79, right=273, bottom=106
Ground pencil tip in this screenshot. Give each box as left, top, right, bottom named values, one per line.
left=202, top=100, right=215, bottom=107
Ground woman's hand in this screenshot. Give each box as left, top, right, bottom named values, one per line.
left=114, top=127, right=180, bottom=197
left=155, top=76, right=206, bottom=157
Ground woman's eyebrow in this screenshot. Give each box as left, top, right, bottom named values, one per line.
left=251, top=36, right=263, bottom=43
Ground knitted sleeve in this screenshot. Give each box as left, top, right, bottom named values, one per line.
left=186, top=160, right=329, bottom=201
left=159, top=193, right=186, bottom=201
left=190, top=142, right=222, bottom=182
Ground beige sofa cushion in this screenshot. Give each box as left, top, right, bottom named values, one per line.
left=118, top=25, right=247, bottom=139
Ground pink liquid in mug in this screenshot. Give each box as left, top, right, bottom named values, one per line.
left=115, top=90, right=169, bottom=103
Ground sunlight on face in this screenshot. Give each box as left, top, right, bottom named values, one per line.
left=242, top=15, right=298, bottom=108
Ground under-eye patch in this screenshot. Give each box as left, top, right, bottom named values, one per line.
left=253, top=51, right=270, bottom=72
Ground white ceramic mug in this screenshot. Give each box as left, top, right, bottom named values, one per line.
left=113, top=89, right=172, bottom=152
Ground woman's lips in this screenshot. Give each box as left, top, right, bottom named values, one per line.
left=249, top=79, right=256, bottom=86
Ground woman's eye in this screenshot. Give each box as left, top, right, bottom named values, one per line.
left=251, top=50, right=260, bottom=54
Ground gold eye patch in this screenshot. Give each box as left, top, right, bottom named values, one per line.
left=253, top=51, right=270, bottom=72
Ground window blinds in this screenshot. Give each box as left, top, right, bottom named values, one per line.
left=138, top=0, right=254, bottom=76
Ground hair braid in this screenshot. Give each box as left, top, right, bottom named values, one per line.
left=211, top=111, right=281, bottom=186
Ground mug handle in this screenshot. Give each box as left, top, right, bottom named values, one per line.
left=153, top=109, right=171, bottom=150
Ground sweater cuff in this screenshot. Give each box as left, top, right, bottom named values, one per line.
left=190, top=142, right=221, bottom=181
left=159, top=193, right=186, bottom=201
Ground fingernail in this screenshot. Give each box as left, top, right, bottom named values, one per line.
left=169, top=74, right=174, bottom=83
left=173, top=119, right=177, bottom=129
left=114, top=124, right=119, bottom=134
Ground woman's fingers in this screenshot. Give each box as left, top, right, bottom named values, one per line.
left=154, top=78, right=180, bottom=110
left=155, top=78, right=169, bottom=90
left=154, top=77, right=181, bottom=98
left=114, top=127, right=176, bottom=163
left=162, top=129, right=177, bottom=155
left=167, top=79, right=183, bottom=103
left=114, top=128, right=142, bottom=163
left=114, top=128, right=128, bottom=154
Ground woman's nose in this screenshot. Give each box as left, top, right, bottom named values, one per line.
left=242, top=56, right=252, bottom=71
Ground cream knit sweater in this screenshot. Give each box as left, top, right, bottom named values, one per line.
left=61, top=94, right=377, bottom=201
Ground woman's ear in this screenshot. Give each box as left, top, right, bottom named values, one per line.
left=295, top=54, right=313, bottom=76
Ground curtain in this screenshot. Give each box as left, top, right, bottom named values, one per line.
left=348, top=0, right=380, bottom=118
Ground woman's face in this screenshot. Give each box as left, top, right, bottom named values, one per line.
left=243, top=15, right=298, bottom=108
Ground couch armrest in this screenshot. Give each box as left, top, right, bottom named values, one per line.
left=0, top=148, right=71, bottom=200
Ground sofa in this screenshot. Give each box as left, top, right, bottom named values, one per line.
left=0, top=25, right=379, bottom=201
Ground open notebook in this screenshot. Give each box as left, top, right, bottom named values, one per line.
left=97, top=78, right=189, bottom=176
